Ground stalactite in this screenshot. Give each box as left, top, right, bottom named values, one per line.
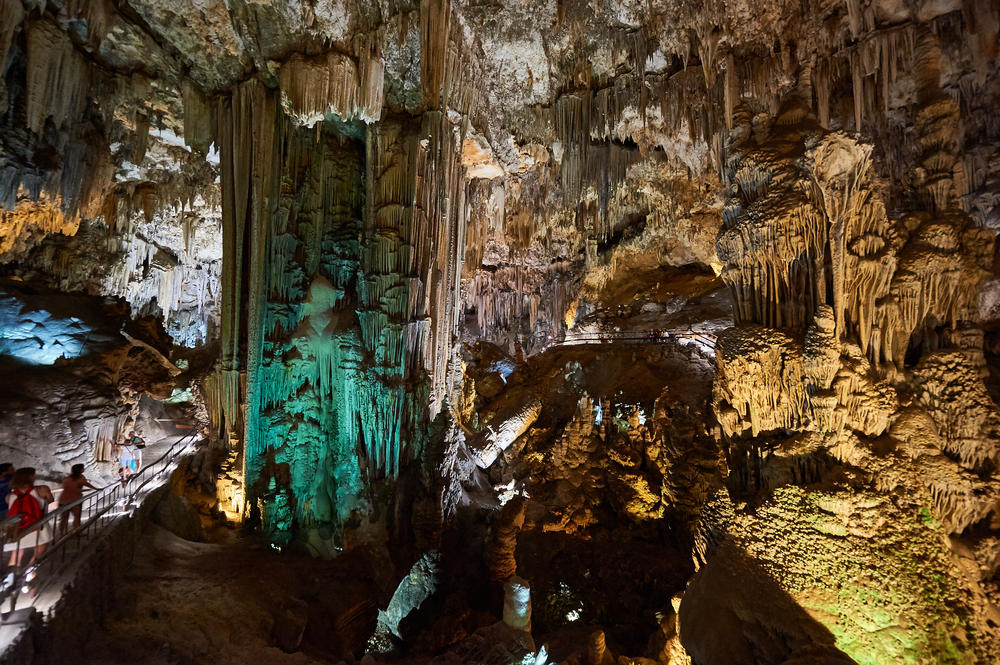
left=695, top=24, right=719, bottom=89
left=914, top=351, right=1000, bottom=473
left=214, top=78, right=279, bottom=459
left=814, top=60, right=831, bottom=129
left=468, top=260, right=569, bottom=355
left=132, top=113, right=150, bottom=165
left=0, top=0, right=23, bottom=115
left=358, top=111, right=467, bottom=478
left=25, top=19, right=90, bottom=135
left=648, top=65, right=718, bottom=149
left=713, top=326, right=808, bottom=438
left=740, top=55, right=783, bottom=118
left=807, top=21, right=917, bottom=135
left=827, top=343, right=896, bottom=436
left=101, top=208, right=221, bottom=347
left=182, top=81, right=212, bottom=153
left=439, top=25, right=485, bottom=121
left=723, top=53, right=736, bottom=131
left=715, top=130, right=970, bottom=369
left=914, top=98, right=960, bottom=211
left=850, top=52, right=864, bottom=132
left=362, top=117, right=421, bottom=478
left=0, top=196, right=79, bottom=258
left=278, top=48, right=385, bottom=126
left=886, top=408, right=998, bottom=540
left=420, top=0, right=451, bottom=110
left=803, top=305, right=839, bottom=391
left=355, top=35, right=386, bottom=122
left=87, top=416, right=119, bottom=463
left=553, top=90, right=642, bottom=220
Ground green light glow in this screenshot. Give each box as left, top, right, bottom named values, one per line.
left=747, top=487, right=973, bottom=665
left=238, top=119, right=432, bottom=547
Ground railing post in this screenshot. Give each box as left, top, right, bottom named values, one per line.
left=0, top=433, right=197, bottom=621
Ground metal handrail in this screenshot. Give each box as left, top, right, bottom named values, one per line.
left=561, top=328, right=718, bottom=347
left=0, top=431, right=199, bottom=615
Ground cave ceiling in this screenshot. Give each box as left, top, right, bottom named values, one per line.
left=1, top=0, right=1000, bottom=664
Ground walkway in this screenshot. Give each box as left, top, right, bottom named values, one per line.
left=0, top=431, right=199, bottom=634
left=560, top=328, right=718, bottom=352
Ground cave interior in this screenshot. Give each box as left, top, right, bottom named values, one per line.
left=1, top=0, right=1000, bottom=664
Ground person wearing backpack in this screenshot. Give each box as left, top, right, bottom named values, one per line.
left=0, top=463, right=14, bottom=519
left=6, top=468, right=54, bottom=567
left=128, top=430, right=145, bottom=474
left=128, top=431, right=145, bottom=449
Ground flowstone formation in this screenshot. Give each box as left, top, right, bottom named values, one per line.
left=0, top=0, right=999, bottom=664
left=202, top=73, right=469, bottom=549
left=706, top=83, right=1000, bottom=665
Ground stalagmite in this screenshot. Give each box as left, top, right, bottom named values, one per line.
left=469, top=391, right=543, bottom=468
left=502, top=577, right=532, bottom=632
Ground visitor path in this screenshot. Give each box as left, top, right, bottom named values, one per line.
left=559, top=328, right=718, bottom=352
left=0, top=431, right=199, bottom=643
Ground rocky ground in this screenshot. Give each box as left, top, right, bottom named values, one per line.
left=81, top=524, right=382, bottom=665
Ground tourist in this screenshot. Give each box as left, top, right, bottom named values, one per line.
left=58, top=464, right=97, bottom=532
left=6, top=468, right=54, bottom=567
left=0, top=463, right=14, bottom=519
left=128, top=430, right=144, bottom=475
left=116, top=435, right=137, bottom=487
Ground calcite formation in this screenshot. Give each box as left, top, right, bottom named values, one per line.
left=0, top=0, right=999, bottom=663
left=0, top=280, right=182, bottom=481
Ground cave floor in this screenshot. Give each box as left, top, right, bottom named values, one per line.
left=81, top=525, right=381, bottom=665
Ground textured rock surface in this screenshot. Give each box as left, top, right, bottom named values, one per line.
left=0, top=0, right=999, bottom=663
left=0, top=279, right=188, bottom=483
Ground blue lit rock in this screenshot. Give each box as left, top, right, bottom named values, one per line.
left=0, top=293, right=95, bottom=364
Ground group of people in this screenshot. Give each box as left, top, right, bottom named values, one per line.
left=0, top=463, right=96, bottom=566
left=0, top=429, right=146, bottom=569
left=117, top=430, right=145, bottom=486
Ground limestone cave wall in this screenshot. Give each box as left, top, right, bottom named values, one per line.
left=0, top=0, right=999, bottom=664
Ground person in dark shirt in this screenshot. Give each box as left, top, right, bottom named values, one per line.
left=0, top=463, right=14, bottom=519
